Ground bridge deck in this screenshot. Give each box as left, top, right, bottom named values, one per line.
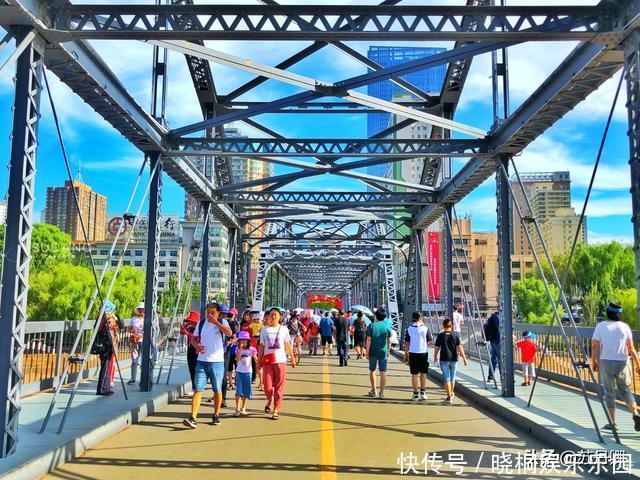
left=43, top=355, right=587, bottom=479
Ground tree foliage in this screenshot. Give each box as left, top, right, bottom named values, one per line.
left=523, top=242, right=636, bottom=325
left=611, top=288, right=638, bottom=329
left=28, top=263, right=95, bottom=320
left=512, top=275, right=562, bottom=325
left=101, top=266, right=145, bottom=320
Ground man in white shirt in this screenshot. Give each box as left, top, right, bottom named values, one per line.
left=452, top=304, right=464, bottom=334
left=592, top=302, right=640, bottom=432
left=403, top=312, right=433, bottom=402
left=183, top=302, right=232, bottom=429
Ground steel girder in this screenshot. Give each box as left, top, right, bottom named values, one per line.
left=51, top=4, right=614, bottom=41
left=625, top=31, right=640, bottom=327
left=170, top=138, right=486, bottom=158
left=0, top=29, right=43, bottom=457
left=222, top=192, right=435, bottom=207
left=1, top=0, right=239, bottom=229
left=414, top=41, right=627, bottom=229
left=224, top=100, right=439, bottom=114
left=140, top=153, right=162, bottom=392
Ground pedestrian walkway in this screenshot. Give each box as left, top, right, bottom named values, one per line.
left=421, top=347, right=640, bottom=479
left=43, top=355, right=593, bottom=479
left=0, top=357, right=191, bottom=480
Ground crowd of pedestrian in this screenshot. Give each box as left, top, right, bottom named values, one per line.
left=93, top=297, right=640, bottom=435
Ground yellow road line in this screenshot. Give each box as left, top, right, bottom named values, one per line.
left=320, top=358, right=337, bottom=480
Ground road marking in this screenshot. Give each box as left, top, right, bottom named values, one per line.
left=320, top=358, right=337, bottom=480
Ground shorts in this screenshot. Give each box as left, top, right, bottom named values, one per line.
left=600, top=359, right=635, bottom=409
left=409, top=352, right=429, bottom=375
left=194, top=360, right=225, bottom=393
left=368, top=354, right=388, bottom=373
left=354, top=332, right=366, bottom=347
left=522, top=361, right=535, bottom=377
left=321, top=335, right=333, bottom=346
left=235, top=372, right=253, bottom=399
left=440, top=360, right=458, bottom=383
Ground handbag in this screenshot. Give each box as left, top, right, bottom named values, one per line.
left=261, top=353, right=276, bottom=365
left=90, top=337, right=107, bottom=355
left=262, top=326, right=282, bottom=365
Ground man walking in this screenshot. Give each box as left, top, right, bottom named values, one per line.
left=404, top=311, right=432, bottom=402
left=334, top=310, right=350, bottom=367
left=591, top=302, right=640, bottom=432
left=485, top=311, right=501, bottom=382
left=320, top=312, right=334, bottom=356
left=366, top=309, right=393, bottom=399
left=452, top=304, right=464, bottom=334
left=183, top=302, right=232, bottom=429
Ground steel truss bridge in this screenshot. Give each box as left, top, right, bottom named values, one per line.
left=0, top=0, right=639, bottom=458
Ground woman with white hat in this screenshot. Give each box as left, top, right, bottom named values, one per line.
left=127, top=301, right=145, bottom=385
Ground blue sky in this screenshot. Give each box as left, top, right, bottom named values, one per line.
left=0, top=0, right=633, bottom=244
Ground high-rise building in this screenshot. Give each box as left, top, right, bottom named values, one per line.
left=0, top=198, right=7, bottom=225
left=510, top=171, right=585, bottom=257
left=366, top=46, right=446, bottom=180
left=44, top=180, right=107, bottom=242
left=438, top=216, right=534, bottom=313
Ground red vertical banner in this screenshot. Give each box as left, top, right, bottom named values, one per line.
left=427, top=232, right=440, bottom=300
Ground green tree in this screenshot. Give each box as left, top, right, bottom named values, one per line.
left=611, top=288, right=638, bottom=329
left=513, top=276, right=562, bottom=325
left=28, top=263, right=95, bottom=320
left=101, top=265, right=145, bottom=319
left=581, top=282, right=600, bottom=326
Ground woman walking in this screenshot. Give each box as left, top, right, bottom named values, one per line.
left=258, top=307, right=296, bottom=420
left=96, top=306, right=119, bottom=396
left=352, top=312, right=367, bottom=359
left=433, top=317, right=468, bottom=404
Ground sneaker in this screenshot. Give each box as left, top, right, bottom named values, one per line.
left=634, top=415, right=640, bottom=432
left=241, top=409, right=248, bottom=416
left=420, top=390, right=428, bottom=401
left=221, top=401, right=227, bottom=408
left=367, top=389, right=377, bottom=397
left=211, top=414, right=221, bottom=426
left=127, top=379, right=136, bottom=385
left=183, top=416, right=197, bottom=429
left=233, top=410, right=241, bottom=417
left=446, top=397, right=454, bottom=405
left=603, top=423, right=617, bottom=431
left=378, top=392, right=385, bottom=400
left=412, top=392, right=420, bottom=403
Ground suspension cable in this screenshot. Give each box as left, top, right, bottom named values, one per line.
left=499, top=161, right=617, bottom=444
left=529, top=70, right=625, bottom=408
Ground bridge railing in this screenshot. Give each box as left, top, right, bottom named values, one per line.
left=21, top=318, right=182, bottom=396
left=462, top=320, right=640, bottom=401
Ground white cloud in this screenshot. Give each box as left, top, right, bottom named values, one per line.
left=587, top=230, right=633, bottom=245
left=576, top=196, right=632, bottom=218
left=82, top=157, right=145, bottom=172
left=514, top=135, right=629, bottom=192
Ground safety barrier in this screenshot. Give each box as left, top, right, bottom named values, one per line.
left=21, top=318, right=183, bottom=396
left=461, top=320, right=640, bottom=398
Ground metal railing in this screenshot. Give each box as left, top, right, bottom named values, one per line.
left=21, top=318, right=183, bottom=396
left=462, top=320, right=640, bottom=399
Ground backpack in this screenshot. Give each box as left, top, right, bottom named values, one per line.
left=197, top=319, right=226, bottom=353
left=309, top=322, right=319, bottom=335
left=484, top=314, right=500, bottom=342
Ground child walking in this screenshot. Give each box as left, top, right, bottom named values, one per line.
left=234, top=331, right=258, bottom=416
left=516, top=331, right=538, bottom=386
